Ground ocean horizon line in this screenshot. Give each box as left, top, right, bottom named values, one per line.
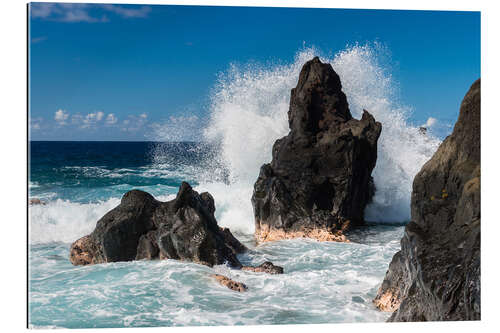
left=28, top=140, right=203, bottom=143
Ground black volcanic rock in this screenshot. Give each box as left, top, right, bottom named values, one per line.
left=70, top=182, right=247, bottom=268
left=373, top=79, right=481, bottom=321
left=251, top=57, right=382, bottom=243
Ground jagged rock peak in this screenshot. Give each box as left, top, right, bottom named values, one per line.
left=252, top=57, right=382, bottom=243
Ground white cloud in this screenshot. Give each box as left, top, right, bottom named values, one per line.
left=105, top=113, right=118, bottom=125
left=101, top=5, right=151, bottom=18
left=81, top=111, right=105, bottom=128
left=424, top=117, right=438, bottom=128
left=96, top=111, right=104, bottom=121
left=420, top=117, right=455, bottom=139
left=31, top=36, right=47, bottom=44
left=71, top=114, right=84, bottom=125
left=30, top=3, right=56, bottom=19
left=30, top=3, right=151, bottom=23
left=60, top=4, right=103, bottom=23
left=51, top=109, right=149, bottom=133
left=54, top=109, right=69, bottom=125
left=69, top=111, right=105, bottom=128
left=30, top=117, right=43, bottom=130
left=120, top=113, right=148, bottom=132
left=31, top=3, right=105, bottom=23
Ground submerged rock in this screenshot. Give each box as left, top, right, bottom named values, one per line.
left=212, top=274, right=248, bottom=292
left=70, top=182, right=246, bottom=268
left=374, top=79, right=481, bottom=321
left=242, top=261, right=284, bottom=274
left=29, top=198, right=46, bottom=205
left=252, top=57, right=381, bottom=243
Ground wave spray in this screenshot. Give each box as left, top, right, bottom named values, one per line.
left=200, top=44, right=441, bottom=233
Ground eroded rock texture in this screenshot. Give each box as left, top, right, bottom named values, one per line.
left=374, top=79, right=480, bottom=321
left=252, top=57, right=382, bottom=243
left=70, top=182, right=247, bottom=268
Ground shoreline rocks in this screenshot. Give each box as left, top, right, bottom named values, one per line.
left=69, top=182, right=284, bottom=291
left=373, top=79, right=481, bottom=321
left=252, top=57, right=381, bottom=243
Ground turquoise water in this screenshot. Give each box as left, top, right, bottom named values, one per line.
left=30, top=231, right=402, bottom=328
left=28, top=141, right=402, bottom=328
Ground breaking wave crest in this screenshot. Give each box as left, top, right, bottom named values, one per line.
left=199, top=44, right=441, bottom=231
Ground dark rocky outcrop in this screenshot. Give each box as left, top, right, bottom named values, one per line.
left=69, top=182, right=285, bottom=283
left=374, top=79, right=480, bottom=321
left=252, top=57, right=382, bottom=243
left=70, top=182, right=247, bottom=268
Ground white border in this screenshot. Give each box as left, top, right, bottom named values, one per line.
left=1, top=0, right=498, bottom=332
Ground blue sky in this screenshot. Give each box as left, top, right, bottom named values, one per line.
left=29, top=3, right=480, bottom=141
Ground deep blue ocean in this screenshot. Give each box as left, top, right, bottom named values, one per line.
left=29, top=141, right=223, bottom=202
left=28, top=141, right=403, bottom=328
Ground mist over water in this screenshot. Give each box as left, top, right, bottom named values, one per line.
left=200, top=44, right=441, bottom=232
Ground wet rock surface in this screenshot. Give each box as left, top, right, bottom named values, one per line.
left=242, top=261, right=284, bottom=274
left=212, top=274, right=248, bottom=292
left=374, top=79, right=481, bottom=321
left=252, top=57, right=381, bottom=243
left=29, top=198, right=46, bottom=205
left=70, top=182, right=246, bottom=268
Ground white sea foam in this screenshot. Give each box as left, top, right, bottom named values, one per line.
left=197, top=44, right=442, bottom=232
left=29, top=181, right=40, bottom=189
left=29, top=198, right=121, bottom=244
left=29, top=192, right=179, bottom=244
left=329, top=44, right=442, bottom=221
left=29, top=225, right=403, bottom=327
left=194, top=182, right=255, bottom=234
left=59, top=165, right=200, bottom=180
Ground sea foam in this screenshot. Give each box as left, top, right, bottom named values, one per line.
left=29, top=198, right=120, bottom=244
left=29, top=194, right=177, bottom=244
left=199, top=44, right=441, bottom=232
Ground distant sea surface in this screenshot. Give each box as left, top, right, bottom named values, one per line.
left=29, top=141, right=402, bottom=328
